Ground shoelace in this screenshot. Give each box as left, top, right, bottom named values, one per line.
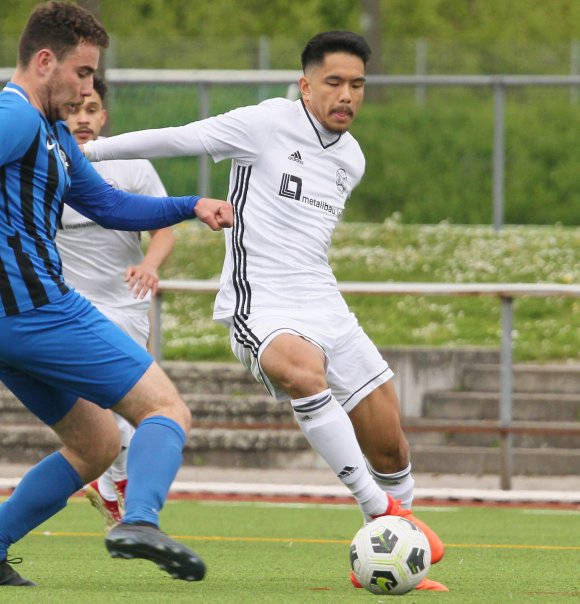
left=6, top=557, right=24, bottom=566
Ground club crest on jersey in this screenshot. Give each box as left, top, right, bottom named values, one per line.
left=279, top=173, right=302, bottom=200
left=57, top=147, right=69, bottom=171
left=336, top=168, right=347, bottom=194
left=47, top=136, right=70, bottom=171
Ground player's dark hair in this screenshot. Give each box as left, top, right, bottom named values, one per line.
left=18, top=1, right=109, bottom=67
left=301, top=31, right=371, bottom=72
left=92, top=75, right=108, bottom=104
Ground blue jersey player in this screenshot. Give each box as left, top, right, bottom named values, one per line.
left=0, top=1, right=232, bottom=587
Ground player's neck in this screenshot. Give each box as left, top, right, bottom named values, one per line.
left=303, top=106, right=341, bottom=145
left=10, top=72, right=44, bottom=115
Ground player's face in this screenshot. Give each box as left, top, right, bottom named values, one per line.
left=299, top=52, right=366, bottom=134
left=42, top=41, right=99, bottom=123
left=67, top=89, right=107, bottom=144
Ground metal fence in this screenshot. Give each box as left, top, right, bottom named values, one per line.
left=150, top=279, right=580, bottom=491
left=4, top=68, right=580, bottom=229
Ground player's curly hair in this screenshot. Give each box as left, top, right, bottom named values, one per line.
left=18, top=1, right=109, bottom=67
left=301, top=31, right=371, bottom=72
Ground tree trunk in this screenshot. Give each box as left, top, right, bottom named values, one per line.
left=360, top=0, right=384, bottom=101
left=77, top=0, right=107, bottom=80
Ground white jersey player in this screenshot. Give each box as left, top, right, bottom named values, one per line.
left=57, top=76, right=175, bottom=528
left=84, top=32, right=447, bottom=591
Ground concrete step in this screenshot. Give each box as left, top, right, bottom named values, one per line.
left=0, top=425, right=60, bottom=464
left=185, top=394, right=294, bottom=425
left=461, top=363, right=580, bottom=394
left=0, top=389, right=294, bottom=426
left=162, top=361, right=266, bottom=396
left=0, top=424, right=315, bottom=469
left=183, top=427, right=314, bottom=469
left=1, top=423, right=577, bottom=476
left=404, top=419, right=580, bottom=449
left=410, top=445, right=580, bottom=476
left=423, top=391, right=580, bottom=422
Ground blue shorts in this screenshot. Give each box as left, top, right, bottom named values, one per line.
left=0, top=291, right=153, bottom=425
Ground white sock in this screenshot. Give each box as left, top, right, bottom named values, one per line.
left=97, top=469, right=116, bottom=501
left=367, top=462, right=415, bottom=509
left=110, top=415, right=135, bottom=483
left=110, top=447, right=129, bottom=484
left=97, top=417, right=134, bottom=500
left=292, top=389, right=386, bottom=517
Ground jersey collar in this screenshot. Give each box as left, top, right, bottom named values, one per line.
left=300, top=99, right=343, bottom=150
left=2, top=82, right=30, bottom=104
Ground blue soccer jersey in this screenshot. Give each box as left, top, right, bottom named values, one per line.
left=0, top=83, right=199, bottom=317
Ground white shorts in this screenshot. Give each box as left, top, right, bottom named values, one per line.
left=227, top=308, right=393, bottom=413
left=96, top=304, right=147, bottom=437
left=95, top=305, right=150, bottom=350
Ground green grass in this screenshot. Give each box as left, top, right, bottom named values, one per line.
left=152, top=220, right=579, bottom=363
left=4, top=498, right=580, bottom=602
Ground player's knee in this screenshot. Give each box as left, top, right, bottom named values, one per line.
left=144, top=394, right=192, bottom=433
left=176, top=399, right=192, bottom=433
left=279, top=366, right=327, bottom=399
left=75, top=431, right=121, bottom=478
left=367, top=437, right=410, bottom=474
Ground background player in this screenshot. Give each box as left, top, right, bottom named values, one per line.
left=83, top=30, right=446, bottom=591
left=0, top=1, right=231, bottom=587
left=57, top=75, right=175, bottom=528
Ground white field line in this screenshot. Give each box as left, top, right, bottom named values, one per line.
left=1, top=478, right=579, bottom=504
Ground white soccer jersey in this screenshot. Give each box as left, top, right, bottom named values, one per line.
left=196, top=98, right=365, bottom=319
left=56, top=155, right=167, bottom=322
left=84, top=99, right=365, bottom=319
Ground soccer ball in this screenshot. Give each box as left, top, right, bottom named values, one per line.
left=349, top=515, right=431, bottom=595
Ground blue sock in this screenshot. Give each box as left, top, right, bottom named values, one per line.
left=123, top=416, right=186, bottom=526
left=0, top=452, right=83, bottom=560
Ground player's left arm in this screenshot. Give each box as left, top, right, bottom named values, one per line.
left=65, top=141, right=233, bottom=230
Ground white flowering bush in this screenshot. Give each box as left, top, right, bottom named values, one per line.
left=153, top=220, right=578, bottom=362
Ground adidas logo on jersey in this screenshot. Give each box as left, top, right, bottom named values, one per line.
left=288, top=150, right=304, bottom=165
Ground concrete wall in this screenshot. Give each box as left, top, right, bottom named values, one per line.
left=379, top=347, right=500, bottom=417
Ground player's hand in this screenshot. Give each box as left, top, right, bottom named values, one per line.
left=125, top=263, right=160, bottom=298
left=194, top=198, right=233, bottom=230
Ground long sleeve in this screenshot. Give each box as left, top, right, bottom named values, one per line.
left=84, top=123, right=208, bottom=161
left=66, top=147, right=199, bottom=231
left=84, top=103, right=274, bottom=166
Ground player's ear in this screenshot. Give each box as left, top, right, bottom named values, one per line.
left=36, top=48, right=56, bottom=76
left=100, top=108, right=108, bottom=128
left=298, top=75, right=311, bottom=100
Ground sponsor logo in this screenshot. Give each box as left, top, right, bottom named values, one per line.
left=62, top=220, right=97, bottom=230
left=46, top=141, right=56, bottom=150
left=336, top=168, right=347, bottom=194
left=288, top=150, right=304, bottom=165
left=279, top=173, right=302, bottom=200
left=278, top=173, right=343, bottom=218
left=300, top=195, right=343, bottom=218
